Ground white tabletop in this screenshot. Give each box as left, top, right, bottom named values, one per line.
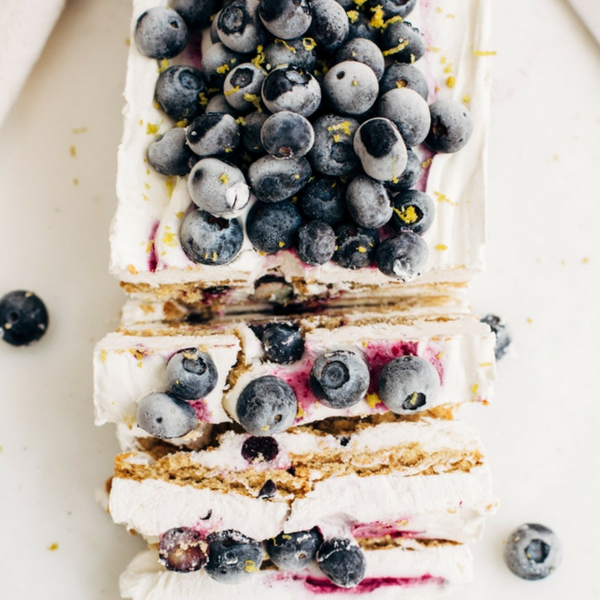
left=1, top=0, right=599, bottom=597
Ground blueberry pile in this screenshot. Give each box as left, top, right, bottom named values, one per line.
left=159, top=525, right=366, bottom=588
left=136, top=0, right=473, bottom=282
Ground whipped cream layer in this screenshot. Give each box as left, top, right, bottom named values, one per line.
left=121, top=543, right=473, bottom=600
left=94, top=312, right=495, bottom=443
left=111, top=0, right=491, bottom=300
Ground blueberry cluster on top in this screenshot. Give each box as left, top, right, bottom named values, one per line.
left=159, top=525, right=366, bottom=589
left=136, top=0, right=473, bottom=282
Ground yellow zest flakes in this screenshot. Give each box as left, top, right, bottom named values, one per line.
left=278, top=241, right=286, bottom=248
left=354, top=0, right=368, bottom=6
left=526, top=318, right=533, bottom=324
left=165, top=177, right=175, bottom=198
left=347, top=10, right=359, bottom=23
left=146, top=240, right=155, bottom=253
left=142, top=193, right=149, bottom=201
left=251, top=48, right=266, bottom=68
left=146, top=122, right=160, bottom=135
left=261, top=424, right=270, bottom=431
left=302, top=37, right=317, bottom=51
left=333, top=134, right=341, bottom=143
left=219, top=173, right=230, bottom=185
left=352, top=79, right=358, bottom=86
left=480, top=362, right=493, bottom=367
left=369, top=7, right=385, bottom=29
left=434, top=191, right=458, bottom=206
left=146, top=169, right=151, bottom=175
left=582, top=257, right=589, bottom=264
left=357, top=246, right=367, bottom=253
left=158, top=58, right=170, bottom=72
left=294, top=173, right=300, bottom=179
left=436, top=351, right=445, bottom=360
left=129, top=348, right=146, bottom=368
left=275, top=38, right=297, bottom=53
left=244, top=560, right=259, bottom=573
left=127, top=264, right=139, bottom=275
left=436, top=6, right=443, bottom=13
left=443, top=64, right=453, bottom=74
left=236, top=116, right=247, bottom=126
left=144, top=182, right=151, bottom=191
left=471, top=384, right=479, bottom=395
left=198, top=92, right=209, bottom=106
left=296, top=404, right=306, bottom=419
left=243, top=93, right=262, bottom=111
left=440, top=56, right=447, bottom=64
left=446, top=76, right=456, bottom=88
left=47, top=543, right=59, bottom=552
left=446, top=13, right=455, bottom=18
left=212, top=252, right=218, bottom=261
left=427, top=46, right=441, bottom=53
left=406, top=392, right=421, bottom=407
left=162, top=227, right=177, bottom=247
left=125, top=37, right=131, bottom=46
left=224, top=85, right=240, bottom=97
left=216, top=63, right=230, bottom=75
left=72, top=127, right=87, bottom=134
left=327, top=120, right=352, bottom=136
left=100, top=350, right=108, bottom=363
left=383, top=39, right=409, bottom=56
left=463, top=94, right=471, bottom=104
left=473, top=49, right=497, bottom=57
left=69, top=145, right=76, bottom=157
left=385, top=16, right=404, bottom=27
left=396, top=79, right=407, bottom=89
left=73, top=178, right=79, bottom=186
left=435, top=244, right=448, bottom=251
left=422, top=158, right=433, bottom=169
left=394, top=205, right=418, bottom=224
left=366, top=393, right=381, bottom=408
left=153, top=100, right=161, bottom=110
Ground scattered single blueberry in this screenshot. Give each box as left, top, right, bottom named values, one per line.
left=346, top=175, right=393, bottom=229
left=205, top=530, right=263, bottom=583
left=181, top=209, right=244, bottom=266
left=166, top=348, right=218, bottom=400
left=258, top=479, right=277, bottom=499
left=386, top=148, right=422, bottom=192
left=200, top=42, right=245, bottom=88
left=134, top=7, right=189, bottom=59
left=333, top=224, right=379, bottom=269
left=317, top=538, right=366, bottom=588
left=335, top=38, right=385, bottom=80
left=266, top=528, right=323, bottom=571
left=381, top=20, right=426, bottom=63
left=136, top=392, right=198, bottom=439
left=299, top=176, right=347, bottom=225
left=504, top=524, right=562, bottom=581
left=236, top=375, right=298, bottom=435
left=241, top=435, right=279, bottom=462
left=310, top=350, right=370, bottom=408
left=324, top=61, right=379, bottom=116
left=308, top=0, right=349, bottom=51
left=241, top=110, right=269, bottom=154
left=159, top=527, right=209, bottom=573
left=309, top=115, right=359, bottom=177
left=224, top=63, right=267, bottom=111
left=377, top=88, right=431, bottom=147
left=375, top=231, right=428, bottom=281
left=217, top=0, right=267, bottom=54
left=391, top=189, right=435, bottom=235
left=426, top=100, right=473, bottom=153
left=248, top=155, right=312, bottom=203
left=480, top=315, right=512, bottom=360
left=262, top=65, right=322, bottom=117
left=148, top=127, right=197, bottom=177
left=259, top=0, right=312, bottom=39
left=368, top=0, right=417, bottom=19
left=186, top=113, right=240, bottom=157
left=262, top=322, right=305, bottom=363
left=0, top=291, right=48, bottom=346
left=264, top=37, right=317, bottom=72
left=380, top=63, right=429, bottom=100
left=170, top=0, right=218, bottom=27
left=297, top=221, right=336, bottom=266
left=155, top=65, right=207, bottom=122
left=261, top=111, right=315, bottom=159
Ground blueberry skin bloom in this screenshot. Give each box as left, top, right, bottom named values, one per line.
left=205, top=530, right=263, bottom=584
left=158, top=527, right=208, bottom=573
left=377, top=88, right=431, bottom=147
left=236, top=375, right=298, bottom=435
left=186, top=113, right=240, bottom=157
left=297, top=221, right=336, bottom=266
left=262, top=66, right=322, bottom=117
left=346, top=175, right=393, bottom=229
left=323, top=61, right=379, bottom=116
left=261, top=111, right=315, bottom=159
left=201, top=42, right=245, bottom=88
left=242, top=111, right=269, bottom=154
left=426, top=100, right=474, bottom=154
left=148, top=128, right=197, bottom=177
left=504, top=524, right=562, bottom=580
left=391, top=189, right=435, bottom=235
left=247, top=201, right=304, bottom=253
left=248, top=155, right=312, bottom=203
left=378, top=356, right=440, bottom=414
left=223, top=63, right=267, bottom=111
left=333, top=224, right=379, bottom=269
left=307, top=0, right=349, bottom=51
left=335, top=38, right=385, bottom=81
left=155, top=66, right=207, bottom=122
left=481, top=314, right=512, bottom=360
left=166, top=348, right=218, bottom=400
left=381, top=21, right=426, bottom=63
left=259, top=0, right=312, bottom=40
left=262, top=322, right=305, bottom=364
left=299, top=176, right=348, bottom=225
left=368, top=0, right=418, bottom=19
left=380, top=63, right=429, bottom=100
left=170, top=0, right=218, bottom=28
left=0, top=291, right=48, bottom=347
left=309, top=115, right=360, bottom=177
left=264, top=37, right=317, bottom=72
left=181, top=210, right=244, bottom=266
left=386, top=148, right=422, bottom=193
left=136, top=392, right=198, bottom=439
left=135, top=7, right=189, bottom=59
left=317, top=539, right=366, bottom=588
left=310, top=350, right=370, bottom=409
left=217, top=0, right=267, bottom=54
left=205, top=94, right=240, bottom=118
left=375, top=231, right=429, bottom=281
left=266, top=528, right=324, bottom=571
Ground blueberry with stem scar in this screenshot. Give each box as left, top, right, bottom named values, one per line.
left=504, top=524, right=562, bottom=580
left=155, top=66, right=207, bottom=122
left=425, top=100, right=473, bottom=154
left=259, top=0, right=312, bottom=40
left=217, top=0, right=267, bottom=54
left=375, top=231, right=428, bottom=281
left=324, top=61, right=379, bottom=116
left=134, top=7, right=188, bottom=59
left=261, top=111, right=315, bottom=159
left=0, top=291, right=48, bottom=347
left=166, top=348, right=218, bottom=400
left=205, top=530, right=263, bottom=583
left=224, top=63, right=267, bottom=111
left=136, top=392, right=198, bottom=439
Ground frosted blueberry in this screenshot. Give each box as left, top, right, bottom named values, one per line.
left=504, top=524, right=562, bottom=580
left=386, top=148, right=422, bottom=192
left=262, top=66, right=322, bottom=117
left=248, top=155, right=312, bottom=202
left=380, top=63, right=429, bottom=100
left=136, top=392, right=198, bottom=439
left=159, top=527, right=208, bottom=573
left=148, top=128, right=197, bottom=177
left=324, top=61, right=379, bottom=115
left=333, top=224, right=379, bottom=269
left=210, top=9, right=221, bottom=43
left=391, top=189, right=435, bottom=235
left=262, top=322, right=305, bottom=363
left=375, top=231, right=428, bottom=281
left=155, top=66, right=207, bottom=122
left=236, top=375, right=298, bottom=435
left=186, top=113, right=240, bottom=156
left=170, top=0, right=218, bottom=27
left=0, top=291, right=48, bottom=347
left=426, top=100, right=473, bottom=154
left=481, top=315, right=512, bottom=360
left=346, top=11, right=380, bottom=43
left=308, top=0, right=349, bottom=51
left=166, top=348, right=218, bottom=400
left=299, top=176, right=347, bottom=225
left=381, top=21, right=426, bottom=63
left=217, top=0, right=267, bottom=53
left=264, top=37, right=317, bottom=72
left=309, top=115, right=359, bottom=176
left=246, top=200, right=304, bottom=253
left=377, top=88, right=431, bottom=147
left=346, top=175, right=393, bottom=229
left=297, top=221, right=336, bottom=265
left=261, top=112, right=314, bottom=159
left=200, top=42, right=245, bottom=88
left=135, top=7, right=188, bottom=59
left=310, top=350, right=370, bottom=408
left=205, top=94, right=240, bottom=117
left=368, top=0, right=417, bottom=19
left=241, top=111, right=269, bottom=154
left=317, top=539, right=366, bottom=588
left=205, top=530, right=263, bottom=583
left=266, top=528, right=323, bottom=571
left=259, top=0, right=312, bottom=40
left=224, top=63, right=267, bottom=111
left=335, top=38, right=385, bottom=80
left=378, top=356, right=440, bottom=414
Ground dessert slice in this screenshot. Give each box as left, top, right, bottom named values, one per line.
left=93, top=307, right=496, bottom=451
left=112, top=0, right=492, bottom=307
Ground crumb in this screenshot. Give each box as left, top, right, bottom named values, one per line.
left=73, top=178, right=79, bottom=186
left=582, top=257, right=589, bottom=264
left=69, top=145, right=76, bottom=157
left=526, top=318, right=532, bottom=324
left=72, top=127, right=87, bottom=134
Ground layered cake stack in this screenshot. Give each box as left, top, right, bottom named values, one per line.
left=95, top=0, right=498, bottom=597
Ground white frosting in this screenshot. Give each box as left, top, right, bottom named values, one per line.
left=111, top=0, right=491, bottom=295
left=120, top=544, right=473, bottom=600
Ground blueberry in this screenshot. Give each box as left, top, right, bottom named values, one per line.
left=297, top=221, right=336, bottom=266
left=247, top=200, right=304, bottom=253
left=148, top=128, right=197, bottom=176
left=426, top=100, right=473, bottom=154
left=386, top=148, right=422, bottom=192
left=134, top=7, right=189, bottom=59
left=377, top=88, right=431, bottom=147
left=391, top=190, right=435, bottom=235
left=317, top=539, right=366, bottom=588
left=378, top=356, right=440, bottom=414
left=264, top=37, right=317, bottom=72
left=504, top=524, right=562, bottom=581
left=481, top=315, right=512, bottom=360
left=262, top=322, right=305, bottom=363
left=346, top=175, right=393, bottom=229
left=380, top=63, right=429, bottom=100
left=335, top=38, right=385, bottom=80
left=310, top=350, right=370, bottom=408
left=166, top=348, right=218, bottom=400
left=261, top=112, right=314, bottom=159
left=159, top=527, right=208, bottom=573
left=248, top=155, right=312, bottom=203
left=224, top=63, right=267, bottom=111
left=309, top=115, right=359, bottom=176
left=299, top=177, right=347, bottom=225
left=262, top=66, right=322, bottom=117
left=375, top=231, right=428, bottom=281
left=181, top=209, right=244, bottom=265
left=210, top=9, right=221, bottom=43
left=258, top=479, right=277, bottom=499
left=136, top=392, right=198, bottom=439
left=324, top=61, right=379, bottom=116
left=200, top=42, right=245, bottom=89
left=217, top=0, right=267, bottom=53
left=155, top=66, right=207, bottom=122
left=170, top=0, right=218, bottom=28
left=354, top=118, right=407, bottom=182
left=241, top=435, right=279, bottom=462
left=253, top=275, right=295, bottom=304
left=188, top=158, right=250, bottom=218
left=205, top=94, right=240, bottom=118
left=236, top=375, right=298, bottom=435
left=308, top=0, right=349, bottom=51
left=241, top=111, right=269, bottom=154
left=0, top=291, right=48, bottom=346
left=333, top=224, right=379, bottom=269
left=346, top=11, right=380, bottom=43
left=205, top=530, right=263, bottom=583
left=259, top=0, right=312, bottom=39
left=187, top=113, right=240, bottom=157
left=381, top=20, right=425, bottom=63
left=367, top=0, right=417, bottom=19
left=266, top=528, right=323, bottom=571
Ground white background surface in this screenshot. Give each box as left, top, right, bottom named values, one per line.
left=0, top=0, right=599, bottom=597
